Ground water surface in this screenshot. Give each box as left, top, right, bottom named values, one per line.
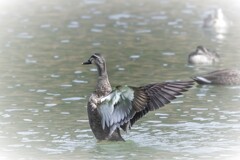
left=0, top=0, right=240, bottom=159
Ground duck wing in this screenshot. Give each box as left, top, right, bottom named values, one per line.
left=98, top=81, right=194, bottom=135
left=98, top=85, right=148, bottom=135
left=122, top=81, right=194, bottom=130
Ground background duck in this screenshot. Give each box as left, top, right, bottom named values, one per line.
left=83, top=53, right=194, bottom=141
left=188, top=45, right=220, bottom=65
left=192, top=69, right=240, bottom=85
left=203, top=8, right=228, bottom=29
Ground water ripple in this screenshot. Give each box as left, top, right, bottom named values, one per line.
left=91, top=28, right=102, bottom=33
left=151, top=15, right=168, bottom=20
left=135, top=29, right=151, bottom=34
left=17, top=32, right=33, bottom=39
left=45, top=103, right=57, bottom=107
left=94, top=24, right=106, bottom=27
left=84, top=0, right=105, bottom=4
left=109, top=13, right=131, bottom=20
left=74, top=71, right=82, bottom=74
left=81, top=15, right=92, bottom=19
left=72, top=79, right=88, bottom=84
left=162, top=52, right=175, bottom=56
left=129, top=54, right=140, bottom=60
left=60, top=84, right=72, bottom=87
left=61, top=39, right=70, bottom=43
left=62, top=97, right=85, bottom=101
left=25, top=58, right=37, bottom=64
left=67, top=21, right=79, bottom=28
left=40, top=24, right=51, bottom=28
left=17, top=131, right=39, bottom=135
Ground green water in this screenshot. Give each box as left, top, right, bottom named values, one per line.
left=0, top=0, right=240, bottom=159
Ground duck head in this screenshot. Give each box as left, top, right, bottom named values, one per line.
left=82, top=53, right=105, bottom=65
left=82, top=53, right=107, bottom=76
left=196, top=45, right=208, bottom=54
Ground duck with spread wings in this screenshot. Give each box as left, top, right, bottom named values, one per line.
left=83, top=53, right=194, bottom=141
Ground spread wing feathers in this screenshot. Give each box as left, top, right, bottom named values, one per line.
left=97, top=86, right=148, bottom=135
left=143, top=81, right=193, bottom=111
left=132, top=88, right=149, bottom=111
left=98, top=81, right=194, bottom=135
left=126, top=81, right=194, bottom=129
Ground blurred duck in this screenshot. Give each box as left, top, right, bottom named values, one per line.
left=188, top=45, right=220, bottom=65
left=82, top=53, right=194, bottom=141
left=203, top=8, right=228, bottom=29
left=192, top=69, right=240, bottom=85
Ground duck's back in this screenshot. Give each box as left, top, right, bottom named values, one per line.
left=193, top=69, right=240, bottom=85
left=188, top=47, right=219, bottom=65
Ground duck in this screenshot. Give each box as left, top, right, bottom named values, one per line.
left=203, top=8, right=228, bottom=29
left=188, top=45, right=220, bottom=65
left=192, top=69, right=240, bottom=85
left=82, top=53, right=194, bottom=141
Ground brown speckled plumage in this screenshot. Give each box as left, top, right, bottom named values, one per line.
left=83, top=53, right=194, bottom=141
left=193, top=69, right=240, bottom=85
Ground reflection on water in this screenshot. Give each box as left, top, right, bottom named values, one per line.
left=0, top=0, right=240, bottom=159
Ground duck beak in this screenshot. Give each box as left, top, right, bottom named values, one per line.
left=82, top=59, right=92, bottom=65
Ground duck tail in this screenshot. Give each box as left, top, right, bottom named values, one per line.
left=192, top=76, right=212, bottom=84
